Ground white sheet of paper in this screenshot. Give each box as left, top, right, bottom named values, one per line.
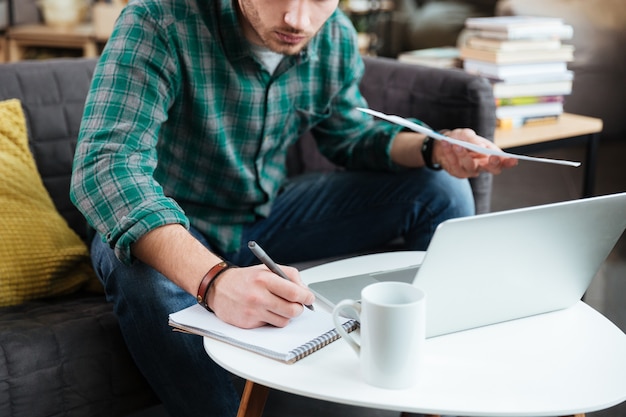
left=357, top=107, right=581, bottom=167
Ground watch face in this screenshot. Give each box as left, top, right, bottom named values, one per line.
left=421, top=137, right=442, bottom=170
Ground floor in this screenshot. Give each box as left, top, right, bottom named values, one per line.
left=135, top=138, right=626, bottom=417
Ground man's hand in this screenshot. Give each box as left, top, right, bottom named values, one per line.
left=131, top=224, right=314, bottom=329
left=390, top=130, right=517, bottom=177
left=433, top=128, right=518, bottom=178
left=208, top=265, right=316, bottom=329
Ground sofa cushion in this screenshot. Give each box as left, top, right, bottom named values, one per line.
left=0, top=99, right=97, bottom=307
left=0, top=295, right=159, bottom=416
left=0, top=58, right=97, bottom=242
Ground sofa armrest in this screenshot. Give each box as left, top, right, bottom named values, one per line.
left=361, top=56, right=496, bottom=214
left=360, top=56, right=496, bottom=139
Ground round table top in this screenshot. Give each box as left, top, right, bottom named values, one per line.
left=205, top=252, right=626, bottom=416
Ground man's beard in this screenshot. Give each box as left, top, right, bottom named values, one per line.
left=239, top=0, right=312, bottom=55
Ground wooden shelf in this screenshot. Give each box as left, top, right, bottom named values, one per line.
left=7, top=24, right=101, bottom=62
left=494, top=112, right=603, bottom=198
left=495, top=113, right=603, bottom=149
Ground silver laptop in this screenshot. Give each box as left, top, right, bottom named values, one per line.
left=309, top=192, right=626, bottom=338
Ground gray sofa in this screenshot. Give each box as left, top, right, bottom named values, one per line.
left=0, top=56, right=496, bottom=416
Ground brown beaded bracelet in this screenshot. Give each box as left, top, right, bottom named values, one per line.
left=196, top=261, right=236, bottom=312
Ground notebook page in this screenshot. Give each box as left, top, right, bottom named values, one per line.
left=169, top=304, right=355, bottom=363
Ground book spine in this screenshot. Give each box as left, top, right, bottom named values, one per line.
left=467, top=38, right=562, bottom=52
left=495, top=95, right=564, bottom=106
left=492, top=82, right=572, bottom=98
left=476, top=25, right=573, bottom=40
left=497, top=115, right=560, bottom=129
left=460, top=46, right=574, bottom=65
left=463, top=59, right=568, bottom=79
left=496, top=102, right=563, bottom=119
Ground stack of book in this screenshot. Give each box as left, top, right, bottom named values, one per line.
left=460, top=16, right=575, bottom=128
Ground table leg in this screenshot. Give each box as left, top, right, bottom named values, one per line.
left=583, top=132, right=599, bottom=197
left=0, top=37, right=6, bottom=63
left=237, top=380, right=270, bottom=417
left=7, top=39, right=24, bottom=62
left=83, top=40, right=99, bottom=58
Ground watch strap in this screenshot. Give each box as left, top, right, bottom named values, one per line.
left=421, top=136, right=442, bottom=170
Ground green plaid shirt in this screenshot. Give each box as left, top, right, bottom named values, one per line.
left=71, top=0, right=404, bottom=264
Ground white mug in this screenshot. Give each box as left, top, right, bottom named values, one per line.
left=332, top=281, right=426, bottom=389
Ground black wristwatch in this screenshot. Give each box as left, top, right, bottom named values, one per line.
left=421, top=136, right=442, bottom=170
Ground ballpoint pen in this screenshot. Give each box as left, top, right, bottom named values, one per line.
left=248, top=241, right=315, bottom=311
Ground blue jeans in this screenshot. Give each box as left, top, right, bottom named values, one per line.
left=91, top=169, right=473, bottom=417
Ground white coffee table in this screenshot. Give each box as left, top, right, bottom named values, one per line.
left=204, top=252, right=626, bottom=417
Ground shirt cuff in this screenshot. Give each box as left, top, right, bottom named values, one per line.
left=106, top=198, right=190, bottom=265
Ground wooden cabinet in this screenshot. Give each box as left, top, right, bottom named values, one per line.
left=3, top=0, right=124, bottom=62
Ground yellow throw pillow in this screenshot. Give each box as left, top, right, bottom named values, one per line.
left=0, top=99, right=97, bottom=307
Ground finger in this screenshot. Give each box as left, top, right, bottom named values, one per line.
left=259, top=265, right=308, bottom=296
left=479, top=155, right=517, bottom=175
left=455, top=137, right=512, bottom=175
left=245, top=266, right=314, bottom=319
left=443, top=131, right=520, bottom=177
left=452, top=145, right=482, bottom=178
left=503, top=156, right=520, bottom=169
left=439, top=140, right=492, bottom=178
left=447, top=128, right=477, bottom=142
left=261, top=307, right=302, bottom=328
left=226, top=308, right=294, bottom=329
left=472, top=138, right=519, bottom=170
left=279, top=265, right=306, bottom=286
left=264, top=273, right=315, bottom=314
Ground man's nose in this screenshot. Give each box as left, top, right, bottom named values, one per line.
left=284, top=1, right=311, bottom=30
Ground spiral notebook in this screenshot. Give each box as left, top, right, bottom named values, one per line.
left=169, top=304, right=358, bottom=364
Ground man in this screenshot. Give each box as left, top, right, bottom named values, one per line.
left=70, top=0, right=516, bottom=416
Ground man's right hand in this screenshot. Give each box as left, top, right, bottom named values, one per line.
left=131, top=224, right=315, bottom=329
left=208, top=264, right=316, bottom=329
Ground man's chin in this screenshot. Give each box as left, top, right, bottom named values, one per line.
left=266, top=39, right=309, bottom=56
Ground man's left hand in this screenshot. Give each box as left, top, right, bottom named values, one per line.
left=434, top=128, right=518, bottom=178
